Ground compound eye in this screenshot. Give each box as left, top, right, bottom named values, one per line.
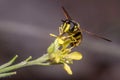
left=69, top=21, right=78, bottom=32
left=69, top=23, right=74, bottom=32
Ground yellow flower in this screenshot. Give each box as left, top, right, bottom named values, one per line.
left=63, top=51, right=82, bottom=75
left=48, top=47, right=82, bottom=75
left=47, top=33, right=83, bottom=75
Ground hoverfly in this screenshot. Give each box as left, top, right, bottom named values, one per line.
left=59, top=6, right=111, bottom=48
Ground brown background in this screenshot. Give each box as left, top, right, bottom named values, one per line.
left=0, top=0, right=120, bottom=80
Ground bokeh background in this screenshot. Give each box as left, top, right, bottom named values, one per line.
left=0, top=0, right=120, bottom=80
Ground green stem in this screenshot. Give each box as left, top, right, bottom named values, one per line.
left=0, top=55, right=18, bottom=69
left=0, top=54, right=50, bottom=74
left=0, top=72, right=16, bottom=78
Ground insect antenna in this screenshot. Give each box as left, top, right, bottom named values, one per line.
left=61, top=6, right=72, bottom=20
left=82, top=29, right=112, bottom=42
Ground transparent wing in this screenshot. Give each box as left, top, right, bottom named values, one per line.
left=82, top=29, right=112, bottom=42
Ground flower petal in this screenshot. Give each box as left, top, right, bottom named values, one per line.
left=58, top=38, right=64, bottom=44
left=67, top=52, right=82, bottom=60
left=49, top=33, right=57, bottom=37
left=62, top=39, right=72, bottom=49
left=63, top=63, right=72, bottom=75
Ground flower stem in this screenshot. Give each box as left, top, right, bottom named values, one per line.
left=0, top=72, right=16, bottom=78
left=0, top=54, right=50, bottom=78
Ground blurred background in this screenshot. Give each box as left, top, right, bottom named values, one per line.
left=0, top=0, right=120, bottom=80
